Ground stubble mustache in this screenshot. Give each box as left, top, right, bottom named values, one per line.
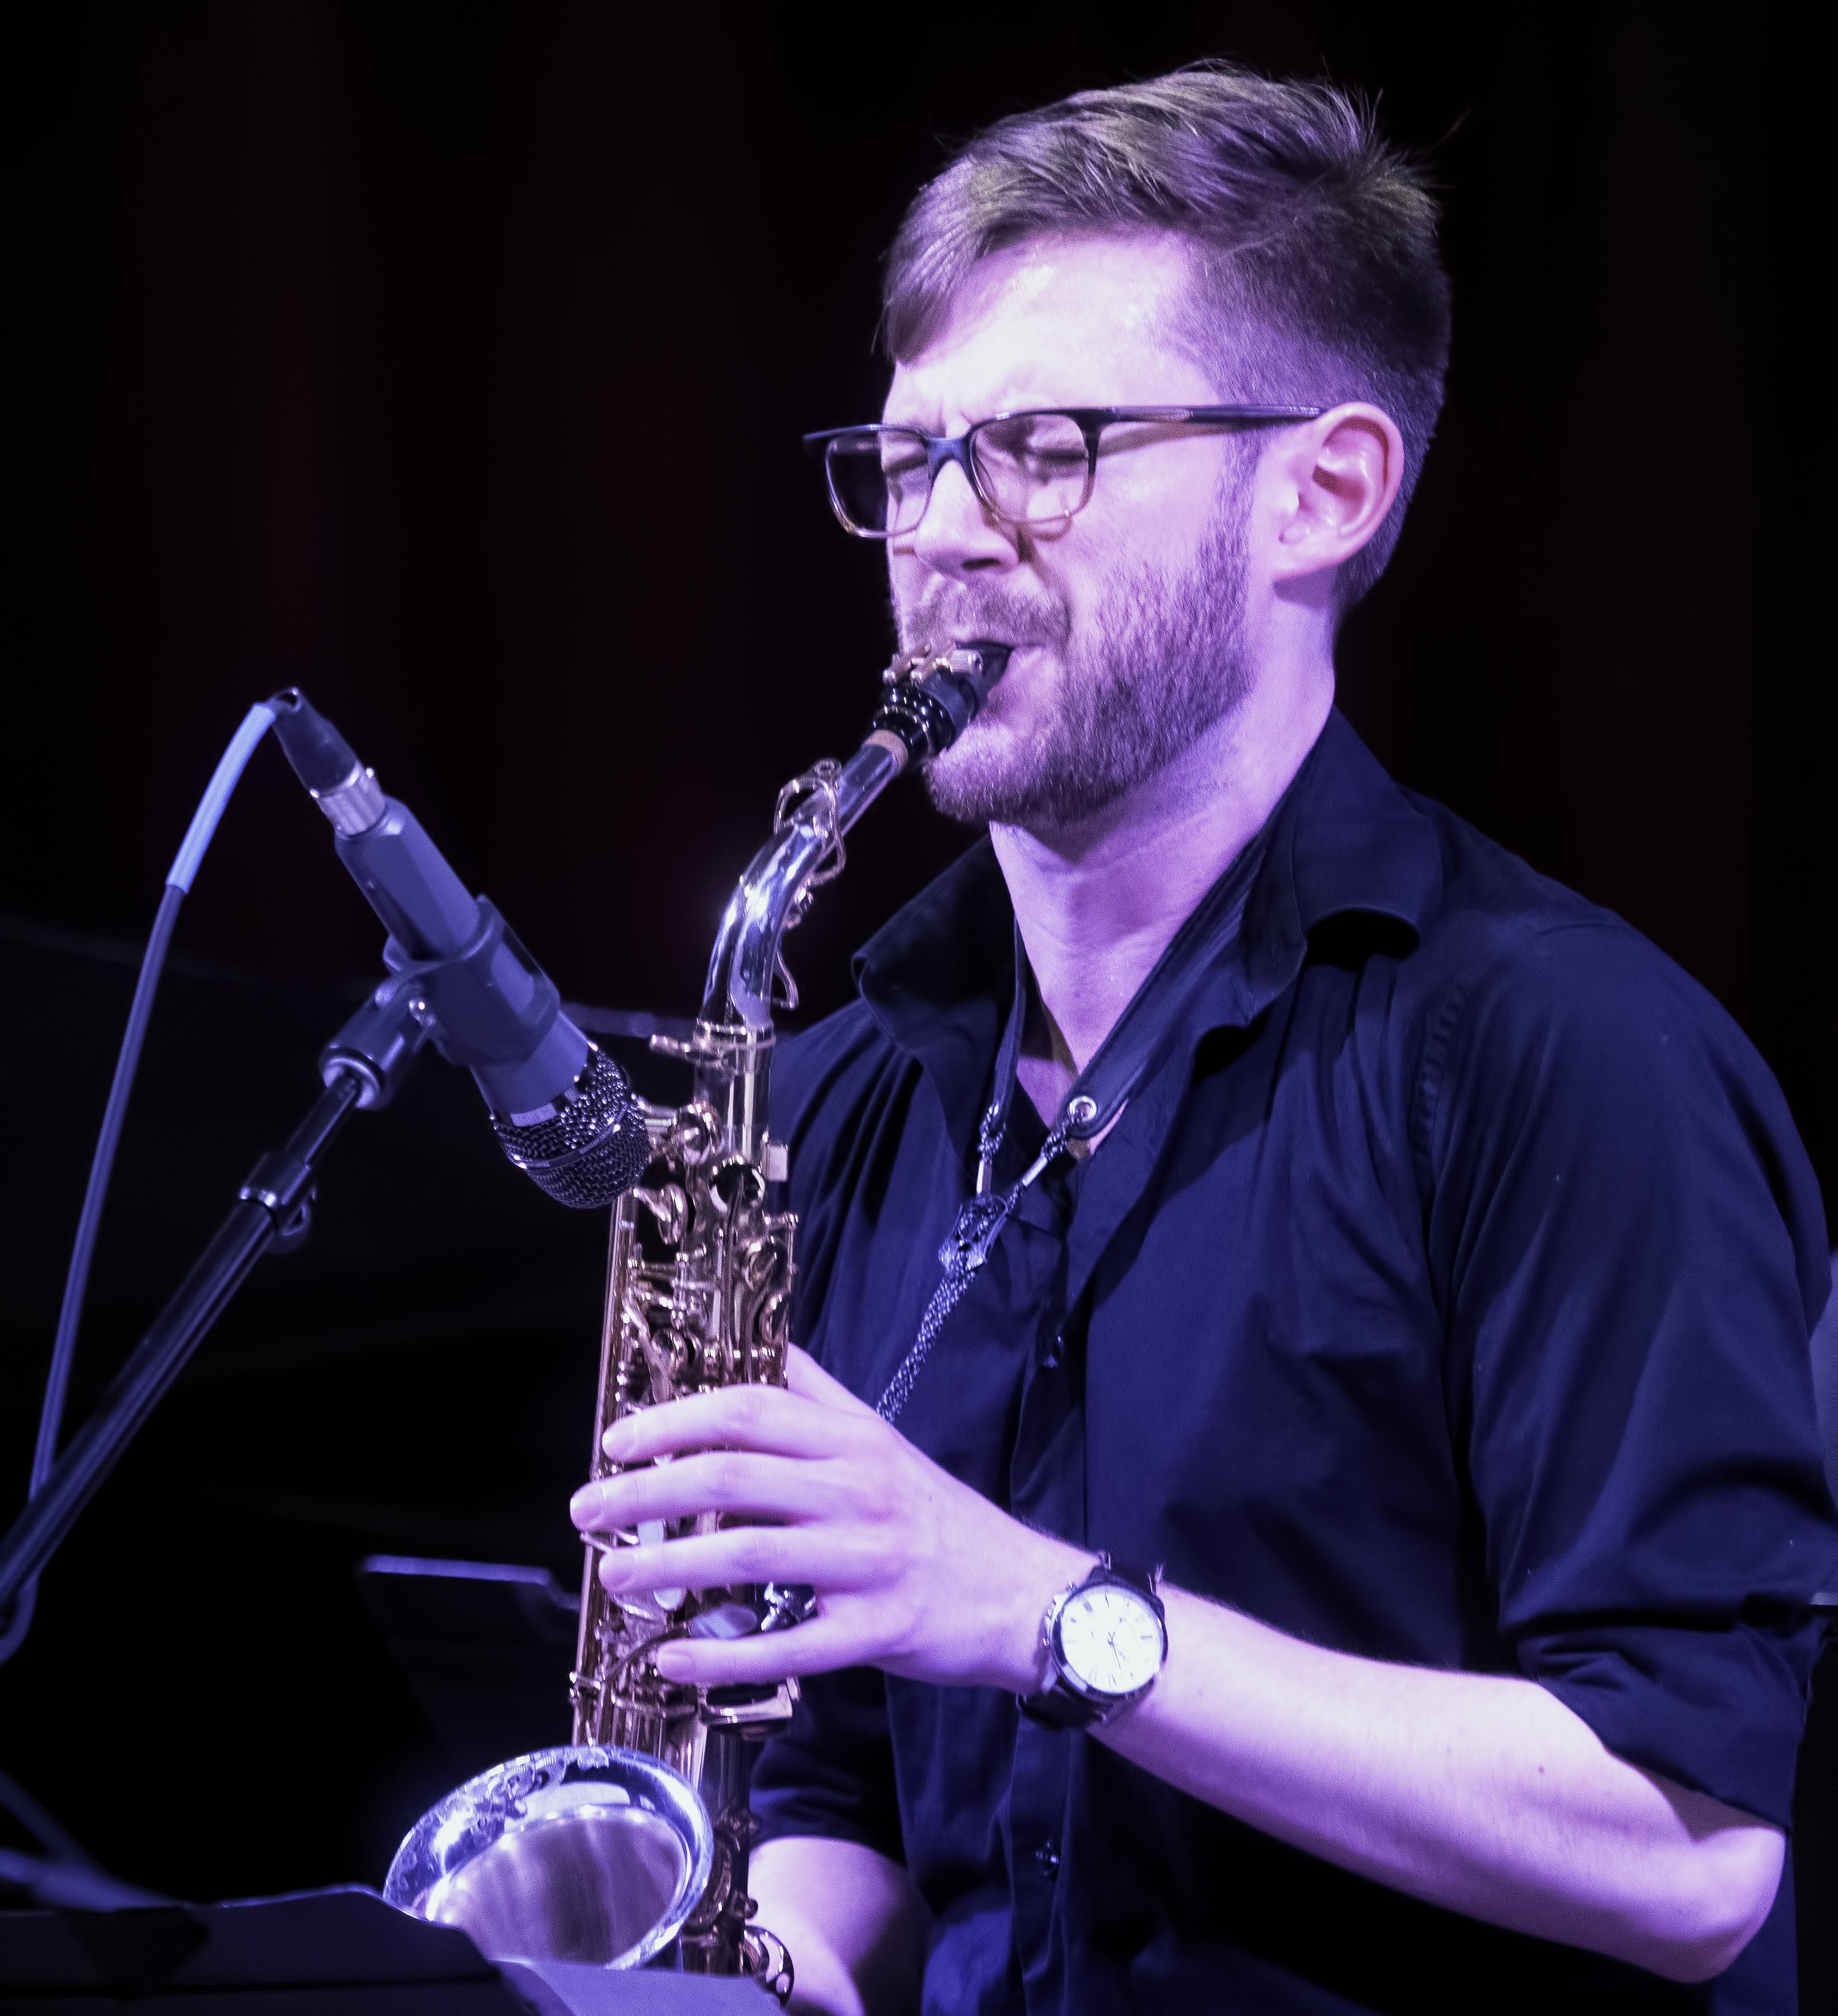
left=893, top=584, right=1071, bottom=660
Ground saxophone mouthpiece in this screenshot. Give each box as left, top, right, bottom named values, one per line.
left=870, top=641, right=1012, bottom=762
left=954, top=639, right=1013, bottom=695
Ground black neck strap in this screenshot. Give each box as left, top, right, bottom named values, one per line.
left=975, top=817, right=1272, bottom=1194
left=878, top=821, right=1272, bottom=1426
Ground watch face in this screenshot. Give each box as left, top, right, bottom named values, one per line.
left=1056, top=1584, right=1165, bottom=1698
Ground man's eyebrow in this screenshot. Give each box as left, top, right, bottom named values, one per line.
left=877, top=400, right=1058, bottom=433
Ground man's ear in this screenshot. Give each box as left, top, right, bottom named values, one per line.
left=1266, top=403, right=1405, bottom=583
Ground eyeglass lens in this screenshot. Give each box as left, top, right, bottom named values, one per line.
left=825, top=414, right=1095, bottom=536
left=824, top=433, right=927, bottom=537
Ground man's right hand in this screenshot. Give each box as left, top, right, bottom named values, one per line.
left=566, top=1345, right=1089, bottom=1694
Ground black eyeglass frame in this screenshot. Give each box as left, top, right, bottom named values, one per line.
left=802, top=405, right=1326, bottom=539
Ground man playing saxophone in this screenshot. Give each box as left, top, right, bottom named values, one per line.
left=568, top=68, right=1838, bottom=2014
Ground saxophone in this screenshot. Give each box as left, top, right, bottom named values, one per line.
left=385, top=644, right=1009, bottom=1989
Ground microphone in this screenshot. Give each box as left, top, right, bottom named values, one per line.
left=268, top=689, right=650, bottom=1208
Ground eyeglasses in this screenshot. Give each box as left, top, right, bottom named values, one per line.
left=802, top=406, right=1324, bottom=540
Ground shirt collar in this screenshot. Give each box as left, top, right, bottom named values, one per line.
left=852, top=835, right=1016, bottom=1153
left=854, top=709, right=1442, bottom=1150
left=1258, top=705, right=1441, bottom=943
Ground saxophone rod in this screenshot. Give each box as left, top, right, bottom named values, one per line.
left=704, top=643, right=1012, bottom=1030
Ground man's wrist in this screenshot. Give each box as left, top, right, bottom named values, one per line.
left=999, top=1535, right=1095, bottom=1694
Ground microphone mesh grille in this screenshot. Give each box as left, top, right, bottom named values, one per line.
left=491, top=1045, right=651, bottom=1208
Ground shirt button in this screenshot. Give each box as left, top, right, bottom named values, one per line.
left=1034, top=1841, right=1061, bottom=1879
left=1041, top=1333, right=1063, bottom=1370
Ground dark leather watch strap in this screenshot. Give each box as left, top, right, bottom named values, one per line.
left=1018, top=1683, right=1102, bottom=1731
left=1103, top=1560, right=1164, bottom=1607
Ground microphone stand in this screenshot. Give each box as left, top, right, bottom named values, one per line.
left=0, top=980, right=428, bottom=1640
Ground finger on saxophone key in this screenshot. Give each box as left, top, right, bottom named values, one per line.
left=639, top=1519, right=686, bottom=1612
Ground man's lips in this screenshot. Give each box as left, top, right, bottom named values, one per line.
left=948, top=644, right=1050, bottom=729
left=927, top=635, right=1051, bottom=664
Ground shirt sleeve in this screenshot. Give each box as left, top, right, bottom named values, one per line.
left=1423, top=917, right=1838, bottom=1827
left=750, top=1664, right=907, bottom=1861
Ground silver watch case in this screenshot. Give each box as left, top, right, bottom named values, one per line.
left=1041, top=1570, right=1169, bottom=1719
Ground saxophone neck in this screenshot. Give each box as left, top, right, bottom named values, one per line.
left=700, top=645, right=1010, bottom=1032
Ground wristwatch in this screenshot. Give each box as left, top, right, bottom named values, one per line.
left=1019, top=1557, right=1167, bottom=1730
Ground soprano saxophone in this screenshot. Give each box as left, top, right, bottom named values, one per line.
left=385, top=644, right=1009, bottom=1989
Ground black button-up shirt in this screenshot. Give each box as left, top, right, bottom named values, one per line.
left=751, top=712, right=1838, bottom=2014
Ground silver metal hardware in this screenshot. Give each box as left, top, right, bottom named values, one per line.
left=882, top=645, right=995, bottom=685
left=308, top=763, right=387, bottom=838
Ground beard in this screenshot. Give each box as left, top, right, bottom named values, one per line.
left=910, top=478, right=1253, bottom=832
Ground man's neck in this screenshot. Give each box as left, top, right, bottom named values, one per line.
left=995, top=668, right=1331, bottom=1119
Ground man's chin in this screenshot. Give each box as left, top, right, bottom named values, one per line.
left=922, top=742, right=1046, bottom=829
left=922, top=736, right=1116, bottom=832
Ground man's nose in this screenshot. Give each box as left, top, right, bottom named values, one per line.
left=904, top=457, right=1016, bottom=576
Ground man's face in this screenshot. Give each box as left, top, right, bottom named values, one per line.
left=884, top=233, right=1255, bottom=832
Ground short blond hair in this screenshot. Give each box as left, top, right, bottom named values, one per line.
left=882, top=65, right=1451, bottom=609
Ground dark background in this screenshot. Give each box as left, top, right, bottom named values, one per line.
left=2, top=0, right=1831, bottom=2000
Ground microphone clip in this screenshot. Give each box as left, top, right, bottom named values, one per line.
left=318, top=978, right=434, bottom=1112
left=379, top=897, right=561, bottom=1081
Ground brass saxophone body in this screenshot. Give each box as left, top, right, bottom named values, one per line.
left=568, top=1012, right=802, bottom=1980
left=560, top=645, right=1012, bottom=1981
